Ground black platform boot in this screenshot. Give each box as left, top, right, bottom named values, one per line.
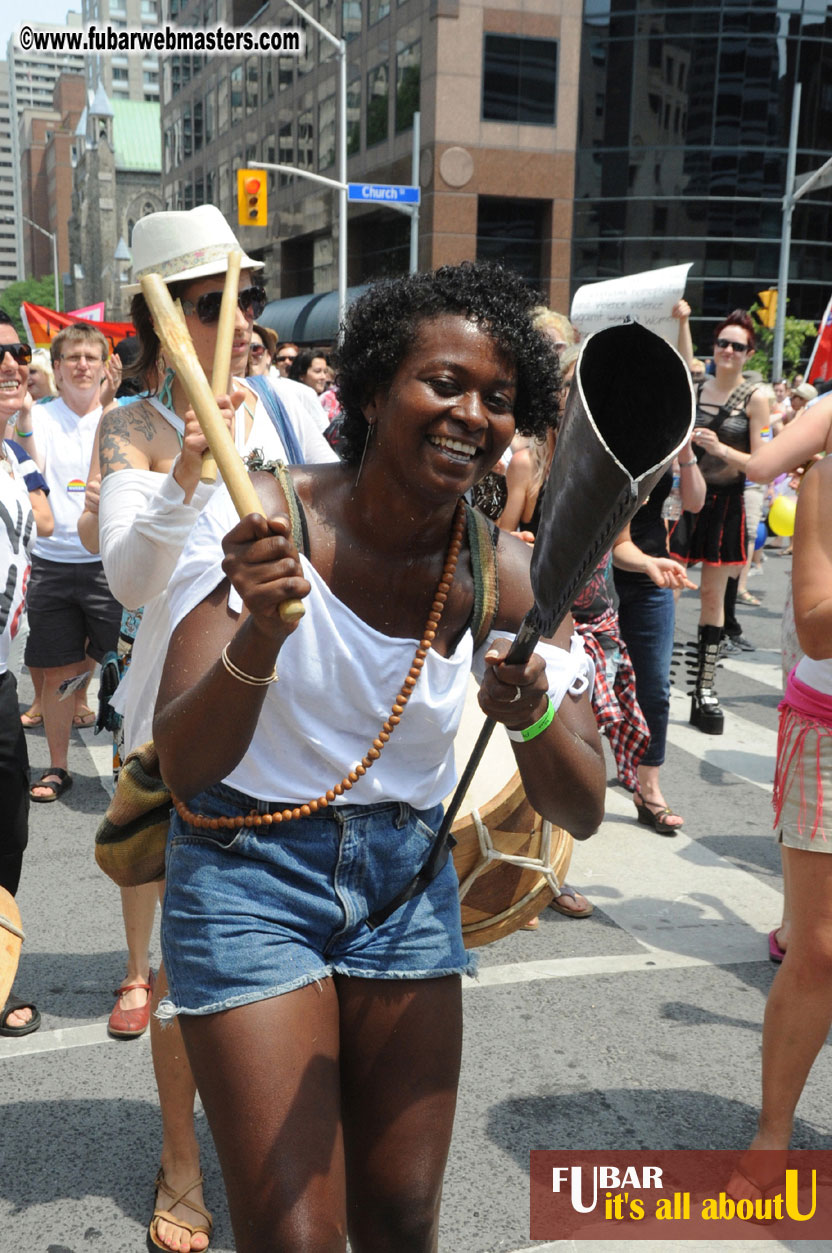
left=689, top=624, right=724, bottom=735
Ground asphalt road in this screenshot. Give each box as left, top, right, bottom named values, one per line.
left=2, top=547, right=829, bottom=1253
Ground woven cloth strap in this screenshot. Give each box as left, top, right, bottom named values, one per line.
left=465, top=502, right=500, bottom=651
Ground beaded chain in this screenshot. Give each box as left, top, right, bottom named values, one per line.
left=172, top=498, right=468, bottom=830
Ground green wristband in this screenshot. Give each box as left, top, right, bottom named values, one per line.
left=14, top=429, right=33, bottom=438
left=506, top=697, right=556, bottom=743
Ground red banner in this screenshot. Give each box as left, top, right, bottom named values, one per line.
left=530, top=1150, right=832, bottom=1240
left=806, top=293, right=832, bottom=383
left=21, top=303, right=134, bottom=354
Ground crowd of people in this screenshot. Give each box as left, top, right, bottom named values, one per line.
left=1, top=202, right=831, bottom=1246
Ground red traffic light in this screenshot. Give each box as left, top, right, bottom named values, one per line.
left=244, top=176, right=261, bottom=195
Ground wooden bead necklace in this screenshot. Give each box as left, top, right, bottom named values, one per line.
left=172, top=497, right=468, bottom=830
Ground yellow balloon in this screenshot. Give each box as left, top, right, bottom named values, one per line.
left=768, top=494, right=797, bottom=537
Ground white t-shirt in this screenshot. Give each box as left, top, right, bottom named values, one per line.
left=31, top=395, right=102, bottom=563
left=0, top=442, right=35, bottom=674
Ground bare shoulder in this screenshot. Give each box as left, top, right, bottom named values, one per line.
left=99, top=399, right=168, bottom=475
left=492, top=527, right=534, bottom=631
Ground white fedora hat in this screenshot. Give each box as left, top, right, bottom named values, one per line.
left=124, top=204, right=264, bottom=295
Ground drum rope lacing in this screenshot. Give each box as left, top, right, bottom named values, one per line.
left=457, top=809, right=560, bottom=902
left=173, top=499, right=468, bottom=830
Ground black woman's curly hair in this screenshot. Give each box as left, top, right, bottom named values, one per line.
left=334, top=261, right=562, bottom=465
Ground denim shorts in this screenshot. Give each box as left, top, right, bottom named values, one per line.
left=159, top=782, right=475, bottom=1019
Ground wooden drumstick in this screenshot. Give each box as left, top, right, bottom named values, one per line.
left=141, top=272, right=305, bottom=624
left=201, top=250, right=242, bottom=484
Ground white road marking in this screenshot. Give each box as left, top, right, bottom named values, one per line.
left=666, top=689, right=777, bottom=793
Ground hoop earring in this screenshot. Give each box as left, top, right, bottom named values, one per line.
left=354, top=421, right=375, bottom=486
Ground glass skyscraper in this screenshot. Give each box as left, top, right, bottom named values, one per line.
left=573, top=0, right=832, bottom=347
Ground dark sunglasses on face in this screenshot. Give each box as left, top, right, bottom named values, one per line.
left=181, top=285, right=267, bottom=325
left=715, top=337, right=749, bottom=353
left=0, top=342, right=33, bottom=366
left=249, top=344, right=266, bottom=357
left=276, top=354, right=296, bottom=363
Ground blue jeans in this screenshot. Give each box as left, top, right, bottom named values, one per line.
left=615, top=580, right=676, bottom=769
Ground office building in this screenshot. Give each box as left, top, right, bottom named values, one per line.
left=573, top=0, right=832, bottom=343
left=159, top=0, right=582, bottom=313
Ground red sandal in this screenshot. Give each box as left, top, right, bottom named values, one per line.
left=107, top=969, right=155, bottom=1038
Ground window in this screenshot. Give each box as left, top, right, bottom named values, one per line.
left=112, top=67, right=129, bottom=82
left=319, top=92, right=335, bottom=170
left=298, top=100, right=314, bottom=169
left=369, top=0, right=390, bottom=25
left=246, top=57, right=259, bottom=113
left=367, top=60, right=389, bottom=146
left=183, top=104, right=192, bottom=159
left=476, top=196, right=547, bottom=288
left=231, top=65, right=243, bottom=125
left=279, top=111, right=293, bottom=185
left=347, top=73, right=361, bottom=156
left=218, top=76, right=229, bottom=132
left=482, top=34, right=557, bottom=126
left=342, top=0, right=361, bottom=41
left=395, top=38, right=419, bottom=133
left=193, top=99, right=203, bottom=151
left=204, top=89, right=214, bottom=144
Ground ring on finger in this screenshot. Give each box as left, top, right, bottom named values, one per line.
left=510, top=685, right=522, bottom=703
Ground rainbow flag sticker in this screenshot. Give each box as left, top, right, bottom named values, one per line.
left=67, top=479, right=86, bottom=493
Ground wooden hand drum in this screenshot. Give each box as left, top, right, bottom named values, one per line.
left=448, top=678, right=573, bottom=948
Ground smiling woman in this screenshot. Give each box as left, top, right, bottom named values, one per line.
left=151, top=261, right=605, bottom=1252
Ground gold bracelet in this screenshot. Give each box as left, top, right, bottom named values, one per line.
left=220, top=643, right=278, bottom=686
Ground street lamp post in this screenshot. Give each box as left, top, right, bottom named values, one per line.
left=774, top=82, right=832, bottom=379
left=0, top=215, right=60, bottom=312
left=281, top=0, right=348, bottom=327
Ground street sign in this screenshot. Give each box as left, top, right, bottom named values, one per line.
left=347, top=182, right=420, bottom=205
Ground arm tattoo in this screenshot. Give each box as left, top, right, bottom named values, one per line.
left=99, top=401, right=159, bottom=477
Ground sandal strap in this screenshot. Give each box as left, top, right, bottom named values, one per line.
left=113, top=980, right=153, bottom=997
left=153, top=1169, right=213, bottom=1230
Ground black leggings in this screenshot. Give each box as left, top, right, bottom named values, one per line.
left=0, top=671, right=29, bottom=895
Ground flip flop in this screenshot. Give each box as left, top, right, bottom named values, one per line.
left=20, top=710, right=43, bottom=728
left=738, top=590, right=761, bottom=607
left=0, top=994, right=41, bottom=1037
left=30, top=768, right=73, bottom=803
left=72, top=708, right=96, bottom=728
left=548, top=885, right=594, bottom=918
left=768, top=929, right=785, bottom=964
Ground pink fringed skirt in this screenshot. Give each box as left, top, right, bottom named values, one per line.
left=774, top=669, right=832, bottom=850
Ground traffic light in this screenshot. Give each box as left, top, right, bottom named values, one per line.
left=757, top=289, right=778, bottom=329
left=237, top=169, right=267, bottom=227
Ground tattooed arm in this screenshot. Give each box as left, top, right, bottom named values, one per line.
left=98, top=400, right=158, bottom=478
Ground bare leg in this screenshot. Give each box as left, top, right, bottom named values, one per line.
left=180, top=980, right=347, bottom=1253
left=339, top=975, right=463, bottom=1253
left=150, top=961, right=208, bottom=1253
left=636, top=762, right=683, bottom=827
left=21, top=665, right=44, bottom=722
left=72, top=660, right=96, bottom=723
left=774, top=843, right=791, bottom=953
left=32, top=661, right=86, bottom=795
left=753, top=848, right=832, bottom=1149
left=115, top=882, right=157, bottom=1012
left=698, top=563, right=733, bottom=629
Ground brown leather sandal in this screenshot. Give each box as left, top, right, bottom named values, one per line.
left=148, top=1168, right=213, bottom=1250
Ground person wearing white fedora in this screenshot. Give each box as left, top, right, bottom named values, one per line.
left=77, top=203, right=336, bottom=1252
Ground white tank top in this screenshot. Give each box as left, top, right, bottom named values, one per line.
left=167, top=486, right=593, bottom=808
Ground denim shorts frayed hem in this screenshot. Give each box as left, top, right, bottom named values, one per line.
left=160, top=783, right=475, bottom=1017
left=156, top=960, right=476, bottom=1021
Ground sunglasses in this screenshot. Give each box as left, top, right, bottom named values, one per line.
left=276, top=353, right=296, bottom=362
left=249, top=344, right=267, bottom=357
left=0, top=342, right=33, bottom=366
left=181, top=285, right=267, bottom=325
left=715, top=338, right=750, bottom=353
